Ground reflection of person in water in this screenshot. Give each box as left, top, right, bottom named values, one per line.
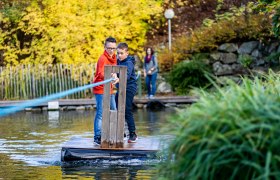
left=146, top=109, right=158, bottom=134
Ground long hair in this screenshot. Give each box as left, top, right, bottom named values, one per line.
left=145, top=47, right=154, bottom=63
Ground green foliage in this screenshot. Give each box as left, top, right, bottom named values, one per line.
left=266, top=51, right=280, bottom=65
left=158, top=71, right=280, bottom=179
left=0, top=0, right=163, bottom=65
left=272, top=7, right=280, bottom=36
left=167, top=55, right=212, bottom=95
left=0, top=4, right=23, bottom=23
left=238, top=54, right=253, bottom=68
left=257, top=0, right=280, bottom=37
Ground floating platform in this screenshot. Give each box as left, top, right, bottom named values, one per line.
left=61, top=136, right=164, bottom=162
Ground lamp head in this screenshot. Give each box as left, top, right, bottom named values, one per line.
left=164, top=9, right=174, bottom=19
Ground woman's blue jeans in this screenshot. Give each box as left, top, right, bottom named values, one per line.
left=145, top=73, right=157, bottom=96
left=94, top=94, right=116, bottom=139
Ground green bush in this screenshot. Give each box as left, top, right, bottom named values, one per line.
left=158, top=71, right=280, bottom=179
left=167, top=55, right=212, bottom=95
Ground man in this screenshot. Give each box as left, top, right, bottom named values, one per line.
left=93, top=37, right=118, bottom=145
left=115, top=42, right=138, bottom=143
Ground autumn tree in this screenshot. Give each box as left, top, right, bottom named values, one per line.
left=0, top=0, right=162, bottom=65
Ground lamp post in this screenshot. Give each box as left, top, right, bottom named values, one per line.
left=164, top=9, right=175, bottom=51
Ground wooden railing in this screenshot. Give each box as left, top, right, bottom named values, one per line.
left=0, top=64, right=95, bottom=100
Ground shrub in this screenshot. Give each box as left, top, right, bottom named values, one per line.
left=167, top=54, right=212, bottom=95
left=157, top=4, right=273, bottom=70
left=158, top=71, right=280, bottom=179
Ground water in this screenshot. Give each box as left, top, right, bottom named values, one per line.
left=0, top=108, right=176, bottom=179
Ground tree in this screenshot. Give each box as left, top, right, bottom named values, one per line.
left=0, top=0, right=162, bottom=65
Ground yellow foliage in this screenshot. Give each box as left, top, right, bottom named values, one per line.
left=0, top=0, right=163, bottom=65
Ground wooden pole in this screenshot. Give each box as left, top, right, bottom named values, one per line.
left=101, top=65, right=127, bottom=148
left=116, top=66, right=127, bottom=148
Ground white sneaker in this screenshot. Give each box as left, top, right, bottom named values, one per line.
left=149, top=95, right=155, bottom=99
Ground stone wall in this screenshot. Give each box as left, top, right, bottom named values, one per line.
left=210, top=41, right=280, bottom=78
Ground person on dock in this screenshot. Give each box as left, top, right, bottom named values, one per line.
left=93, top=37, right=118, bottom=145
left=115, top=42, right=138, bottom=143
left=143, top=47, right=158, bottom=99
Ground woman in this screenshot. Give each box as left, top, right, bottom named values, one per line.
left=143, top=47, right=158, bottom=99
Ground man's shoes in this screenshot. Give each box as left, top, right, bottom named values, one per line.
left=94, top=136, right=101, bottom=145
left=149, top=95, right=155, bottom=99
left=128, top=132, right=138, bottom=143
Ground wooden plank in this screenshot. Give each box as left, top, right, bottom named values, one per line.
left=109, top=110, right=117, bottom=148
left=116, top=66, right=127, bottom=148
left=111, top=66, right=120, bottom=73
left=62, top=136, right=162, bottom=150
left=0, top=96, right=198, bottom=107
left=101, top=65, right=113, bottom=148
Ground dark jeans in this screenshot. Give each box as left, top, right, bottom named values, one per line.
left=116, top=88, right=137, bottom=133
left=145, top=73, right=157, bottom=96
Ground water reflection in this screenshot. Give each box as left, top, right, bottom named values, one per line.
left=62, top=165, right=156, bottom=179
left=0, top=108, right=176, bottom=179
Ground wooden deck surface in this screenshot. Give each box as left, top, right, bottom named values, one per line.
left=63, top=136, right=161, bottom=151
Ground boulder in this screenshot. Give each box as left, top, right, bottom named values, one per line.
left=218, top=43, right=238, bottom=53
left=157, top=82, right=172, bottom=93
left=238, top=41, right=259, bottom=54
left=219, top=53, right=237, bottom=64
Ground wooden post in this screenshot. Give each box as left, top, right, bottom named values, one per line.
left=101, top=65, right=127, bottom=148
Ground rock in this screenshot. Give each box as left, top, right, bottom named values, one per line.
left=217, top=76, right=242, bottom=85
left=210, top=52, right=220, bottom=61
left=231, top=63, right=246, bottom=74
left=218, top=43, right=238, bottom=53
left=219, top=53, right=237, bottom=64
left=165, top=103, right=177, bottom=107
left=67, top=106, right=77, bottom=111
left=32, top=108, right=42, bottom=111
left=85, top=105, right=93, bottom=110
left=60, top=106, right=67, bottom=111
left=254, top=58, right=266, bottom=66
left=238, top=41, right=259, bottom=54
left=251, top=49, right=263, bottom=58
left=213, top=62, right=233, bottom=75
left=268, top=42, right=279, bottom=53
left=76, top=106, right=85, bottom=110
left=157, top=82, right=172, bottom=93
left=136, top=103, right=144, bottom=108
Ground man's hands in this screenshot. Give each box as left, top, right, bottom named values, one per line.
left=111, top=73, right=119, bottom=85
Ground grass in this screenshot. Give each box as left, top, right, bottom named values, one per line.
left=158, top=70, right=280, bottom=180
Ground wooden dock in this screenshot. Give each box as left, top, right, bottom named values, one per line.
left=0, top=96, right=198, bottom=108
left=61, top=136, right=163, bottom=161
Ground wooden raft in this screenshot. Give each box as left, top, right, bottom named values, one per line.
left=61, top=136, right=162, bottom=161
left=61, top=65, right=162, bottom=161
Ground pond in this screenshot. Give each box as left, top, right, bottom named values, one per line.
left=0, top=108, right=176, bottom=179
